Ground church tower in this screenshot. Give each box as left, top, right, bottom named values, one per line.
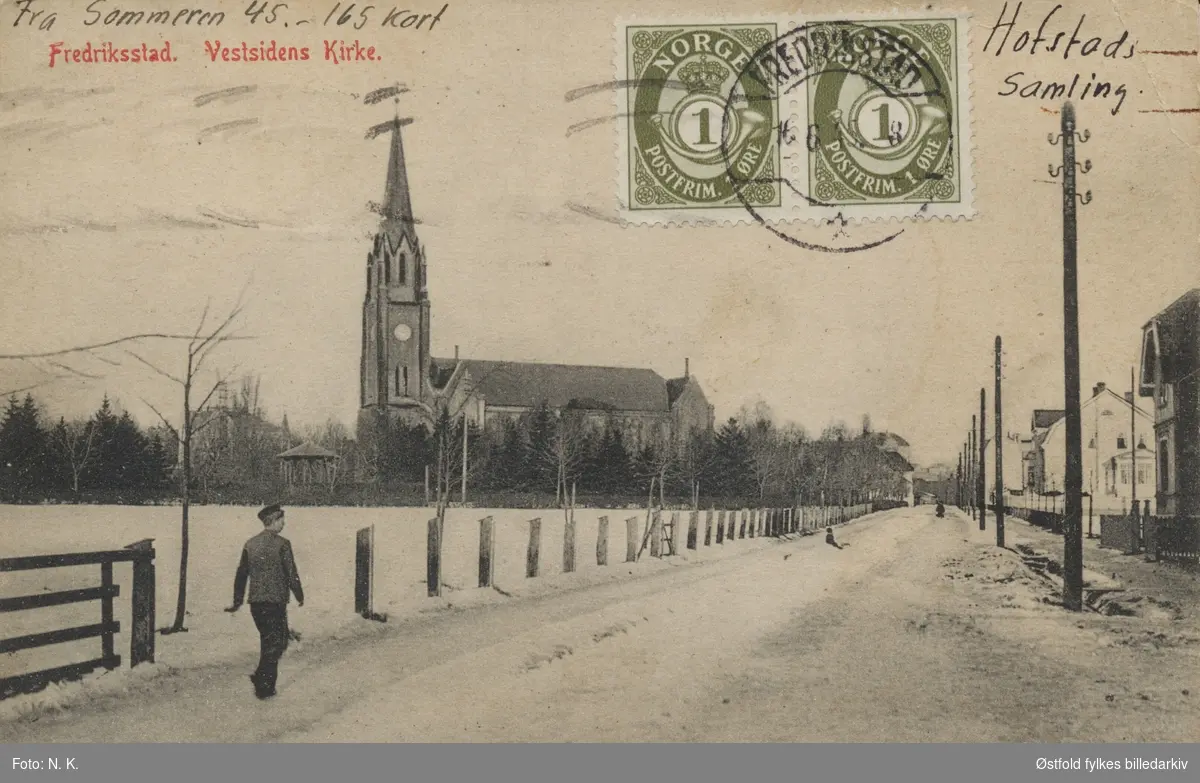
left=359, top=116, right=432, bottom=427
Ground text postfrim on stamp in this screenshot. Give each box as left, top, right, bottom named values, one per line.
left=617, top=12, right=974, bottom=227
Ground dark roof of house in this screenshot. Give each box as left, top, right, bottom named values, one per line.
left=882, top=450, right=914, bottom=473
left=436, top=358, right=672, bottom=412
left=1033, top=409, right=1066, bottom=429
left=277, top=442, right=338, bottom=459
left=666, top=377, right=689, bottom=406
left=1143, top=288, right=1200, bottom=384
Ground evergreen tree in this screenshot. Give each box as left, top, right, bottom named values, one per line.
left=143, top=434, right=172, bottom=492
left=0, top=394, right=50, bottom=502
left=525, top=402, right=556, bottom=492
left=710, top=417, right=755, bottom=498
left=587, top=422, right=632, bottom=494
left=491, top=418, right=528, bottom=490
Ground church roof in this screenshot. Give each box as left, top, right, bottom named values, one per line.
left=436, top=358, right=672, bottom=412
left=666, top=377, right=689, bottom=406
left=379, top=116, right=419, bottom=248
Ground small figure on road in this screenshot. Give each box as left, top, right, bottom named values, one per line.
left=825, top=527, right=844, bottom=549
left=935, top=499, right=946, bottom=518
left=225, top=504, right=304, bottom=699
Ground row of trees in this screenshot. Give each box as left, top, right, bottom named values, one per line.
left=357, top=401, right=913, bottom=507
left=0, top=390, right=913, bottom=509
left=0, top=394, right=172, bottom=502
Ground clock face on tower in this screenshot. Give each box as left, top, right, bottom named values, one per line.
left=393, top=324, right=412, bottom=342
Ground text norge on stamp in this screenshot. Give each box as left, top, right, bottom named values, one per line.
left=617, top=13, right=974, bottom=226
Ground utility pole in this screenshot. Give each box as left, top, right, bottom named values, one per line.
left=969, top=420, right=976, bottom=520
left=995, top=337, right=1005, bottom=547
left=957, top=452, right=963, bottom=508
left=979, top=388, right=987, bottom=531
left=461, top=412, right=469, bottom=504
left=1049, top=102, right=1091, bottom=612
left=1130, top=365, right=1139, bottom=553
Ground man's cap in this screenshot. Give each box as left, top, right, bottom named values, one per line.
left=258, top=504, right=284, bottom=523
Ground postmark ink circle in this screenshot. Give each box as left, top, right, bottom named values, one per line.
left=720, top=21, right=958, bottom=253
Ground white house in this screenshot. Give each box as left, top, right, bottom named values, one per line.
left=1038, top=382, right=1156, bottom=514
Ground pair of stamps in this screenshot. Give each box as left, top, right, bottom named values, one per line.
left=617, top=13, right=973, bottom=226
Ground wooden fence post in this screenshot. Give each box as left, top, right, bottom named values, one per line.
left=650, top=512, right=663, bottom=558
left=355, top=526, right=372, bottom=616
left=704, top=510, right=714, bottom=546
left=527, top=518, right=541, bottom=578
left=100, top=561, right=116, bottom=670
left=626, top=516, right=638, bottom=562
left=739, top=510, right=748, bottom=539
left=427, top=518, right=441, bottom=597
left=716, top=510, right=725, bottom=544
left=597, top=516, right=609, bottom=566
left=671, top=511, right=682, bottom=555
left=479, top=516, right=495, bottom=588
left=727, top=511, right=737, bottom=541
left=563, top=510, right=577, bottom=574
left=687, top=511, right=699, bottom=550
left=126, top=539, right=155, bottom=667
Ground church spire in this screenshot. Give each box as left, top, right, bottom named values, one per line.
left=382, top=115, right=417, bottom=246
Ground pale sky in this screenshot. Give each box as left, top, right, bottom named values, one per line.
left=0, top=0, right=1196, bottom=468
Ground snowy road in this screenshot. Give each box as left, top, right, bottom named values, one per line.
left=5, top=506, right=1197, bottom=743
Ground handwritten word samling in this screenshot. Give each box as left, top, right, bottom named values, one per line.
left=983, top=1, right=1137, bottom=116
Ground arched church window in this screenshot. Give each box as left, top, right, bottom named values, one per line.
left=398, top=253, right=407, bottom=285
left=384, top=252, right=391, bottom=285
left=394, top=366, right=400, bottom=397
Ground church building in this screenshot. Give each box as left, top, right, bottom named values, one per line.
left=358, top=118, right=714, bottom=450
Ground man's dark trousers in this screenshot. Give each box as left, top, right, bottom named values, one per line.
left=250, top=603, right=289, bottom=693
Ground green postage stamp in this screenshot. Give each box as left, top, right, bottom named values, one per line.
left=617, top=13, right=974, bottom=225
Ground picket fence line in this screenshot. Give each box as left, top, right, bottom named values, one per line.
left=354, top=501, right=900, bottom=615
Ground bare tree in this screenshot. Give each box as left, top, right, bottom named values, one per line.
left=303, top=417, right=352, bottom=492
left=51, top=417, right=100, bottom=494
left=738, top=400, right=779, bottom=502
left=0, top=289, right=252, bottom=634
left=128, top=297, right=248, bottom=634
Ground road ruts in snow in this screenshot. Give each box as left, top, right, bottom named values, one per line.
left=10, top=506, right=1192, bottom=742
left=0, top=515, right=847, bottom=743
left=289, top=506, right=1200, bottom=743
left=284, top=507, right=926, bottom=742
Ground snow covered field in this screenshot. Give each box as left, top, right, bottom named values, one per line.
left=0, top=504, right=793, bottom=717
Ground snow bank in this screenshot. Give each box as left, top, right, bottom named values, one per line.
left=0, top=504, right=791, bottom=723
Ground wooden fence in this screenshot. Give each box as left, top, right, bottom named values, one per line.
left=357, top=503, right=889, bottom=616
left=1146, top=516, right=1200, bottom=565
left=0, top=539, right=156, bottom=700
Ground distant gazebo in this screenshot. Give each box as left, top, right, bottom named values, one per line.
left=278, top=442, right=339, bottom=486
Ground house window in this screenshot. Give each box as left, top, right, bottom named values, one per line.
left=1117, top=436, right=1127, bottom=450
left=1137, top=466, right=1148, bottom=485
left=1120, top=467, right=1130, bottom=485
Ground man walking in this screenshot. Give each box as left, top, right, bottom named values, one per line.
left=225, top=504, right=304, bottom=699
